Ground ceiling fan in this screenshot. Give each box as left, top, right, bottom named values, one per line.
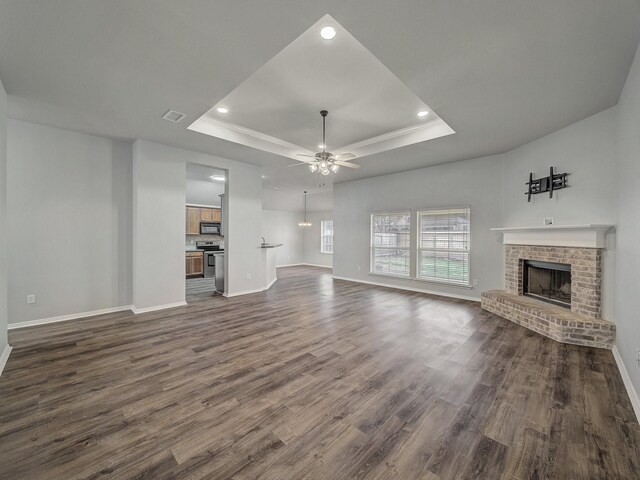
left=291, top=110, right=360, bottom=175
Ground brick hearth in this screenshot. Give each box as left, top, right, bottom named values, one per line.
left=481, top=290, right=615, bottom=349
left=481, top=242, right=615, bottom=349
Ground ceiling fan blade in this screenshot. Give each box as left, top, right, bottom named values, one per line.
left=334, top=161, right=360, bottom=169
left=287, top=160, right=319, bottom=167
left=297, top=153, right=317, bottom=158
left=292, top=156, right=319, bottom=165
left=333, top=153, right=356, bottom=160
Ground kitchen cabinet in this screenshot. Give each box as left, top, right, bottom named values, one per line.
left=186, top=251, right=204, bottom=277
left=186, top=206, right=222, bottom=235
left=200, top=208, right=214, bottom=222
left=186, top=207, right=201, bottom=235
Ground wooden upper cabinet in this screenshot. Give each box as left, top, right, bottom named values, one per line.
left=186, top=207, right=201, bottom=235
left=200, top=208, right=214, bottom=222
left=186, top=206, right=222, bottom=235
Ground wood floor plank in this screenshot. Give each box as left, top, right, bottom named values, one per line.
left=1, top=266, right=639, bottom=479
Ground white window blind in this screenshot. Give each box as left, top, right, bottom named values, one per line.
left=417, top=207, right=470, bottom=286
left=321, top=220, right=333, bottom=253
left=371, top=211, right=411, bottom=277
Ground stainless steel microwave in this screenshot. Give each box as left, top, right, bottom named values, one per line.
left=200, top=222, right=222, bottom=235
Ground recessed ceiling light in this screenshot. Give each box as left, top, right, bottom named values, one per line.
left=216, top=107, right=229, bottom=114
left=210, top=175, right=225, bottom=182
left=417, top=110, right=429, bottom=118
left=320, top=26, right=336, bottom=40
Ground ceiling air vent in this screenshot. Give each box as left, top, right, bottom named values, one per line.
left=162, top=109, right=186, bottom=123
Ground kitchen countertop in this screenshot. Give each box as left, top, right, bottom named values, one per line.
left=186, top=249, right=225, bottom=253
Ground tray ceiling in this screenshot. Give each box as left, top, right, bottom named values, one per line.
left=189, top=15, right=454, bottom=161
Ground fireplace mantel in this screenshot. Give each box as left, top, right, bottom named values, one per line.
left=491, top=224, right=614, bottom=248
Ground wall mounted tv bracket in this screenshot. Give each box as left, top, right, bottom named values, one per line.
left=525, top=167, right=568, bottom=202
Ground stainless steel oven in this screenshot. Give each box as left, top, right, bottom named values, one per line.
left=203, top=251, right=216, bottom=278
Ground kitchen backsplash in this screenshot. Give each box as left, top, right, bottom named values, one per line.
left=186, top=235, right=224, bottom=249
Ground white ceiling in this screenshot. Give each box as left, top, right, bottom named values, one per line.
left=186, top=163, right=225, bottom=182
left=1, top=1, right=639, bottom=213
left=186, top=163, right=225, bottom=206
left=189, top=14, right=453, bottom=161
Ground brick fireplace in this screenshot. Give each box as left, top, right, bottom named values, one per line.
left=481, top=225, right=615, bottom=349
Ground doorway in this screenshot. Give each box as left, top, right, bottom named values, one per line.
left=185, top=163, right=227, bottom=301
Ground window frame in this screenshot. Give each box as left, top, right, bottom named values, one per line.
left=415, top=205, right=471, bottom=287
left=320, top=219, right=334, bottom=254
left=369, top=210, right=411, bottom=279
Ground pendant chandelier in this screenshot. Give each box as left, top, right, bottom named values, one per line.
left=298, top=191, right=312, bottom=227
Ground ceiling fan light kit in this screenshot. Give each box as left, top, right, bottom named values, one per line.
left=295, top=110, right=360, bottom=175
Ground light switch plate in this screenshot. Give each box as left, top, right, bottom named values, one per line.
left=544, top=217, right=554, bottom=225
left=26, top=294, right=36, bottom=304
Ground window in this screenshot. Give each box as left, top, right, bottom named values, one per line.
left=371, top=211, right=411, bottom=277
left=417, top=206, right=470, bottom=286
left=321, top=220, right=333, bottom=253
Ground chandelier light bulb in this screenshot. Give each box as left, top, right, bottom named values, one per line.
left=299, top=190, right=312, bottom=227
left=309, top=164, right=318, bottom=173
left=321, top=168, right=330, bottom=176
left=330, top=164, right=339, bottom=173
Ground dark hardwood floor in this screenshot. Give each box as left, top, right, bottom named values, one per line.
left=1, top=266, right=639, bottom=479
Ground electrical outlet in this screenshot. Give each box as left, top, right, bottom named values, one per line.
left=357, top=266, right=361, bottom=272
left=26, top=294, right=36, bottom=304
left=543, top=217, right=554, bottom=225
left=246, top=273, right=251, bottom=280
left=472, top=279, right=478, bottom=286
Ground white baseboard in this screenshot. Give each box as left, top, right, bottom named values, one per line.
left=224, top=287, right=265, bottom=297
left=131, top=301, right=187, bottom=314
left=0, top=344, right=12, bottom=376
left=277, top=263, right=332, bottom=269
left=224, top=277, right=279, bottom=298
left=8, top=305, right=133, bottom=330
left=331, top=275, right=480, bottom=303
left=612, top=346, right=640, bottom=422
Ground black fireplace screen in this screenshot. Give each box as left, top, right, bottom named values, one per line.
left=523, top=260, right=571, bottom=308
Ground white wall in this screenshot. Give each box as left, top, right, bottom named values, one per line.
left=132, top=140, right=264, bottom=303
left=0, top=78, right=8, bottom=353
left=303, top=211, right=333, bottom=268
left=186, top=178, right=224, bottom=206
left=261, top=209, right=303, bottom=266
left=502, top=107, right=619, bottom=320
left=132, top=141, right=186, bottom=310
left=615, top=42, right=640, bottom=395
left=333, top=154, right=505, bottom=300
left=7, top=120, right=133, bottom=323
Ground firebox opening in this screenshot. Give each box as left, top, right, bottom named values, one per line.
left=523, top=260, right=571, bottom=308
